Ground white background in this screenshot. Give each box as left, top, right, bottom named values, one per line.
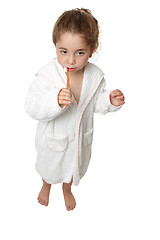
left=0, top=0, right=160, bottom=239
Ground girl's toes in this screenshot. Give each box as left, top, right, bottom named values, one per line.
left=71, top=205, right=75, bottom=210
left=38, top=198, right=43, bottom=205
left=67, top=205, right=71, bottom=211
left=70, top=205, right=73, bottom=210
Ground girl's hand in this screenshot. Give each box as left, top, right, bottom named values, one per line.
left=58, top=88, right=74, bottom=108
left=110, top=89, right=125, bottom=106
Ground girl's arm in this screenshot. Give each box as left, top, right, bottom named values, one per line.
left=94, top=78, right=122, bottom=114
left=24, top=75, right=67, bottom=121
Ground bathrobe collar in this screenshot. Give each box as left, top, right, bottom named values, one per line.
left=37, top=58, right=104, bottom=110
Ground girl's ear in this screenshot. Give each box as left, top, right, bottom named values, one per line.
left=89, top=52, right=93, bottom=58
left=89, top=47, right=95, bottom=58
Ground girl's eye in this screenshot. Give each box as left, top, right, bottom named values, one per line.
left=77, top=51, right=84, bottom=56
left=61, top=50, right=67, bottom=55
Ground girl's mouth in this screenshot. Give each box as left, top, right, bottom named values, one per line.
left=68, top=68, right=76, bottom=72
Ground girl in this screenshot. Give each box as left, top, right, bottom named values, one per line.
left=24, top=8, right=125, bottom=211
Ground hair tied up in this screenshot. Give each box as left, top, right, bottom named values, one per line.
left=80, top=9, right=85, bottom=13
left=75, top=8, right=92, bottom=15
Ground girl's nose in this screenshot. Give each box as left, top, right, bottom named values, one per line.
left=68, top=54, right=76, bottom=65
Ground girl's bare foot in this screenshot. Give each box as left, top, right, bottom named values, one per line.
left=62, top=180, right=76, bottom=211
left=37, top=179, right=51, bottom=206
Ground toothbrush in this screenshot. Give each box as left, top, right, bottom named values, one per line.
left=64, top=67, right=69, bottom=106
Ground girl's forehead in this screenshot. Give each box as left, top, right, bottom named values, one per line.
left=57, top=32, right=89, bottom=49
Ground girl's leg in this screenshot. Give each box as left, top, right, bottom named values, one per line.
left=37, top=179, right=51, bottom=206
left=62, top=177, right=76, bottom=211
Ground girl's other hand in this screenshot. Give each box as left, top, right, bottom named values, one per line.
left=58, top=88, right=74, bottom=108
left=110, top=89, right=125, bottom=106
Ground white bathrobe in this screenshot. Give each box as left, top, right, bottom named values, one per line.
left=24, top=58, right=122, bottom=186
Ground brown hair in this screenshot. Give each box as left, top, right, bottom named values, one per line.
left=52, top=8, right=99, bottom=53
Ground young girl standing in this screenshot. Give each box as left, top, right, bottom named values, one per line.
left=24, top=8, right=125, bottom=211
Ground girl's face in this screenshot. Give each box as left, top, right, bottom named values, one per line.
left=56, top=32, right=93, bottom=73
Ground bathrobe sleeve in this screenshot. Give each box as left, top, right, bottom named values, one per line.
left=94, top=78, right=122, bottom=114
left=24, top=75, right=67, bottom=121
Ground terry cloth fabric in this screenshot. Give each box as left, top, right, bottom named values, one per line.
left=24, top=58, right=122, bottom=186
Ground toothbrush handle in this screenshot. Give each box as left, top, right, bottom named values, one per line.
left=66, top=68, right=69, bottom=106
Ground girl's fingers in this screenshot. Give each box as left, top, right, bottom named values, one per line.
left=58, top=89, right=74, bottom=105
left=60, top=94, right=72, bottom=99
left=111, top=90, right=124, bottom=97
left=59, top=89, right=72, bottom=98
left=60, top=88, right=72, bottom=95
left=116, top=95, right=125, bottom=100
left=119, top=101, right=125, bottom=105
left=113, top=100, right=125, bottom=107
left=59, top=95, right=73, bottom=102
left=59, top=99, right=72, bottom=105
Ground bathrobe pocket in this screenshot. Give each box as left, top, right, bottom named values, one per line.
left=83, top=128, right=94, bottom=147
left=46, top=134, right=68, bottom=152
left=80, top=128, right=94, bottom=177
left=35, top=134, right=68, bottom=181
